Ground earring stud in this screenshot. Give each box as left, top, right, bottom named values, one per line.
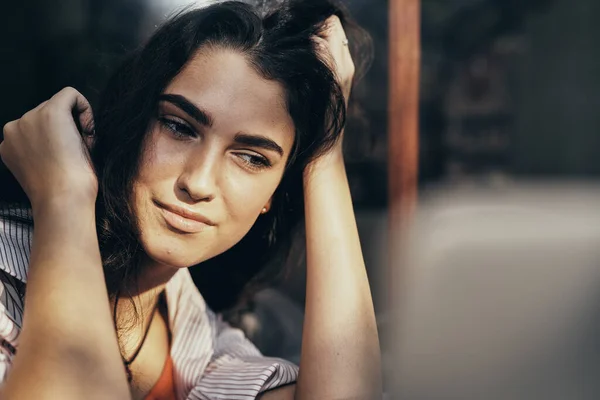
left=262, top=207, right=268, bottom=214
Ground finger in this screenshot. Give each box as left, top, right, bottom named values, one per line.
left=313, top=35, right=331, bottom=56
left=312, top=35, right=338, bottom=73
left=319, top=17, right=352, bottom=61
left=51, top=87, right=95, bottom=135
left=322, top=16, right=341, bottom=35
left=2, top=120, right=18, bottom=142
left=0, top=120, right=19, bottom=163
left=321, top=16, right=346, bottom=43
left=316, top=15, right=335, bottom=39
left=313, top=32, right=353, bottom=75
left=72, top=93, right=95, bottom=135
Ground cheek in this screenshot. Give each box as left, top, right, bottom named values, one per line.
left=136, top=132, right=184, bottom=184
left=131, top=135, right=195, bottom=261
left=221, top=171, right=279, bottom=221
left=214, top=171, right=282, bottom=251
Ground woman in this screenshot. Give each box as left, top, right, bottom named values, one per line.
left=0, top=1, right=381, bottom=399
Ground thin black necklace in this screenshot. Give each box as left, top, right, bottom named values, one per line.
left=114, top=291, right=164, bottom=383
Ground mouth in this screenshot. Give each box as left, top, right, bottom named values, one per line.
left=153, top=200, right=215, bottom=234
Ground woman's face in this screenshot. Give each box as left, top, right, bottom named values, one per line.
left=132, top=48, right=295, bottom=270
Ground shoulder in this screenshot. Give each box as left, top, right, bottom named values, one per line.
left=0, top=204, right=28, bottom=340
left=0, top=270, right=24, bottom=384
left=0, top=203, right=33, bottom=282
left=166, top=269, right=299, bottom=398
left=0, top=204, right=34, bottom=385
left=0, top=204, right=30, bottom=342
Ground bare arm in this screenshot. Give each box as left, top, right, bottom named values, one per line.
left=258, top=153, right=383, bottom=400
left=0, top=199, right=130, bottom=400
left=295, top=152, right=382, bottom=399
left=263, top=17, right=382, bottom=400
left=0, top=88, right=130, bottom=399
left=259, top=155, right=382, bottom=400
left=295, top=17, right=382, bottom=400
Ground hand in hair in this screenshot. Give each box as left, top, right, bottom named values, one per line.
left=0, top=87, right=98, bottom=209
left=311, top=15, right=355, bottom=161
left=315, top=15, right=356, bottom=106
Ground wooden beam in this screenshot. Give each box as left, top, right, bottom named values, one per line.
left=388, top=0, right=420, bottom=224
left=388, top=0, right=420, bottom=307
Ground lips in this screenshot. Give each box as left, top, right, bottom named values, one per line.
left=154, top=200, right=214, bottom=234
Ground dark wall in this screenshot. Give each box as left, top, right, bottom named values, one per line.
left=1, top=0, right=149, bottom=123
left=512, top=0, right=600, bottom=176
left=418, top=0, right=600, bottom=182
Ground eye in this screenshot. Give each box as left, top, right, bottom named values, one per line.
left=159, top=117, right=196, bottom=139
left=236, top=153, right=272, bottom=171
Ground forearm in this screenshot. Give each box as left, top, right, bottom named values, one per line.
left=296, top=153, right=382, bottom=399
left=1, top=197, right=130, bottom=399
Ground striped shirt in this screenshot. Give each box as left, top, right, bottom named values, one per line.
left=0, top=204, right=298, bottom=399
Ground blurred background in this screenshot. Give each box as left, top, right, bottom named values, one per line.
left=1, top=0, right=599, bottom=396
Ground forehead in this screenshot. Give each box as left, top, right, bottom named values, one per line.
left=164, top=48, right=295, bottom=149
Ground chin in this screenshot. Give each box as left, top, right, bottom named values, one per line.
left=140, top=233, right=211, bottom=269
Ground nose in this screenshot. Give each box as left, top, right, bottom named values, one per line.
left=176, top=149, right=219, bottom=203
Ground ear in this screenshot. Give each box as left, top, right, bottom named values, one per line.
left=262, top=197, right=273, bottom=213
left=84, top=133, right=95, bottom=150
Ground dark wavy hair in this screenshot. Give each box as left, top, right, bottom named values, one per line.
left=0, top=0, right=372, bottom=315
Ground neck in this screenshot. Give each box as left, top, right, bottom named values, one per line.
left=109, top=255, right=178, bottom=359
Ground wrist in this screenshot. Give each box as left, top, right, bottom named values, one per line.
left=304, top=148, right=344, bottom=176
left=32, top=193, right=96, bottom=222
left=28, top=178, right=97, bottom=212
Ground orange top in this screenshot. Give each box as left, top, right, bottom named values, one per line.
left=144, top=356, right=176, bottom=400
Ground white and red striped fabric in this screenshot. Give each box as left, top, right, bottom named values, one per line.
left=0, top=204, right=298, bottom=399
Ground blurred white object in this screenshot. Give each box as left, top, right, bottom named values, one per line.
left=391, top=182, right=600, bottom=400
left=147, top=0, right=212, bottom=15
left=140, top=0, right=214, bottom=38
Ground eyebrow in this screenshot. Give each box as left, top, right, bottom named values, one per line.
left=159, top=94, right=214, bottom=127
left=159, top=93, right=285, bottom=157
left=234, top=133, right=284, bottom=157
